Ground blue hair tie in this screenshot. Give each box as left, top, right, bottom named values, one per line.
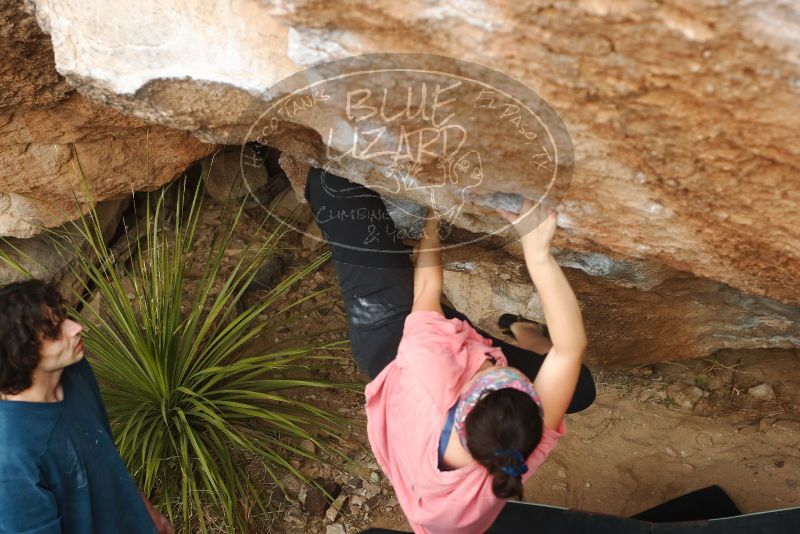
left=492, top=449, right=529, bottom=477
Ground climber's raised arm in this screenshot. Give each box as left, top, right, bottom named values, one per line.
left=497, top=202, right=587, bottom=429
left=411, top=209, right=444, bottom=315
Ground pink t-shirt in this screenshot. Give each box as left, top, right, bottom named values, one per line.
left=365, top=311, right=565, bottom=534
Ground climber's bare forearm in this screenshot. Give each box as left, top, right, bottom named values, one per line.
left=412, top=218, right=443, bottom=314
left=495, top=205, right=586, bottom=427
left=525, top=252, right=586, bottom=428
left=524, top=252, right=586, bottom=359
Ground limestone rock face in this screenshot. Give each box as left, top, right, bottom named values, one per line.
left=0, top=198, right=129, bottom=290
left=25, top=0, right=800, bottom=306
left=202, top=145, right=268, bottom=201
left=442, top=245, right=800, bottom=366
left=16, top=0, right=800, bottom=364
left=0, top=0, right=214, bottom=237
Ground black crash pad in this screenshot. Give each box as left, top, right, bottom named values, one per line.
left=361, top=486, right=800, bottom=534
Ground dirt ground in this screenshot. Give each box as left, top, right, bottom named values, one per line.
left=519, top=350, right=800, bottom=516
left=188, top=189, right=800, bottom=533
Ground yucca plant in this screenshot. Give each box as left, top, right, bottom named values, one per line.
left=1, top=161, right=358, bottom=532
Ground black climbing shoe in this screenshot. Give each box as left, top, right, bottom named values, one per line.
left=498, top=313, right=550, bottom=340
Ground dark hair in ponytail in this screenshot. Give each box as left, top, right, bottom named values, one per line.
left=464, top=388, right=543, bottom=500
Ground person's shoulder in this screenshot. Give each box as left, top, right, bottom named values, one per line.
left=0, top=407, right=53, bottom=478
left=399, top=310, right=458, bottom=352
left=401, top=311, right=485, bottom=346
left=0, top=399, right=61, bottom=438
left=403, top=309, right=450, bottom=329
left=395, top=311, right=487, bottom=408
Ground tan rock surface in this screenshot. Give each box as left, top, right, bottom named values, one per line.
left=0, top=0, right=214, bottom=237
left=26, top=0, right=800, bottom=305
left=0, top=198, right=129, bottom=288
left=202, top=144, right=268, bottom=201
left=442, top=244, right=800, bottom=366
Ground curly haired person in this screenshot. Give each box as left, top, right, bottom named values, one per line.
left=0, top=280, right=172, bottom=534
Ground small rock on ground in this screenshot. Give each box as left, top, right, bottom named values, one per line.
left=303, top=478, right=341, bottom=517
left=666, top=383, right=706, bottom=410
left=361, top=481, right=381, bottom=500
left=748, top=383, right=776, bottom=400
left=326, top=494, right=347, bottom=522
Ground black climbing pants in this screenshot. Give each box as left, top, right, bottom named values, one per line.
left=304, top=167, right=595, bottom=413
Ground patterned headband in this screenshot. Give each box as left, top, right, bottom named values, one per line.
left=454, top=366, right=543, bottom=451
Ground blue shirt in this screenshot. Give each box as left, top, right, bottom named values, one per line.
left=437, top=403, right=459, bottom=471
left=0, top=358, right=155, bottom=534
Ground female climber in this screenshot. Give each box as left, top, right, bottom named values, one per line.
left=303, top=166, right=595, bottom=534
